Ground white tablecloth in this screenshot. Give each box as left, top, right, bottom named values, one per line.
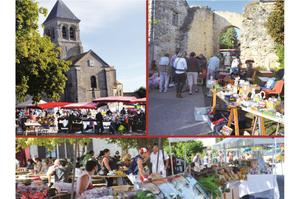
left=239, top=174, right=279, bottom=199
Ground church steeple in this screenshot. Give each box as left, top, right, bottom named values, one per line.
left=43, top=0, right=83, bottom=59
left=43, top=0, right=80, bottom=24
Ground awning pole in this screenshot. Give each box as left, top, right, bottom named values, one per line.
left=169, top=140, right=174, bottom=176
left=71, top=139, right=78, bottom=199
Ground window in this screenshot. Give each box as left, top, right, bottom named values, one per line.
left=90, top=76, right=97, bottom=88
left=46, top=29, right=51, bottom=37
left=51, top=28, right=55, bottom=40
left=172, top=12, right=178, bottom=26
left=70, top=27, right=75, bottom=40
left=62, top=26, right=67, bottom=39
left=87, top=59, right=95, bottom=67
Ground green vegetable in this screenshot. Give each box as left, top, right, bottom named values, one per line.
left=134, top=190, right=155, bottom=199
left=198, top=175, right=222, bottom=199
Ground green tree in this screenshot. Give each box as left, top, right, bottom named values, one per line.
left=266, top=0, right=284, bottom=70
left=106, top=138, right=167, bottom=153
left=165, top=140, right=205, bottom=163
left=219, top=27, right=238, bottom=49
left=266, top=0, right=284, bottom=45
left=16, top=0, right=70, bottom=103
left=16, top=138, right=92, bottom=152
left=134, top=87, right=146, bottom=98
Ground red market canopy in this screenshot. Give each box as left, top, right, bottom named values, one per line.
left=62, top=102, right=98, bottom=109
left=129, top=97, right=146, bottom=104
left=16, top=99, right=47, bottom=109
left=93, top=96, right=137, bottom=103
left=36, top=102, right=71, bottom=110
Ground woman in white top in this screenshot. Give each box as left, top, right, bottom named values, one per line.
left=173, top=51, right=188, bottom=98
left=76, top=160, right=98, bottom=197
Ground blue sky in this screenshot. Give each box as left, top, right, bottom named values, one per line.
left=38, top=0, right=146, bottom=92
left=187, top=0, right=252, bottom=13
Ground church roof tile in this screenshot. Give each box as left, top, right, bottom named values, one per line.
left=43, top=0, right=80, bottom=24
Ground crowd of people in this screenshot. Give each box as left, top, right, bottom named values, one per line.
left=149, top=50, right=252, bottom=98
left=16, top=143, right=188, bottom=197
left=16, top=106, right=146, bottom=134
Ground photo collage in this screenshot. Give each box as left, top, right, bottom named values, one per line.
left=15, top=0, right=284, bottom=198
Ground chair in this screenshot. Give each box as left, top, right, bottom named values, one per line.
left=262, top=80, right=284, bottom=97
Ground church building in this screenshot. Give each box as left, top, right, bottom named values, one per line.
left=43, top=0, right=123, bottom=102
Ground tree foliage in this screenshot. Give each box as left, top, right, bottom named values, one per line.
left=219, top=27, right=238, bottom=49
left=164, top=140, right=205, bottom=163
left=106, top=138, right=167, bottom=152
left=16, top=0, right=70, bottom=103
left=266, top=0, right=284, bottom=70
left=16, top=138, right=92, bottom=152
left=134, top=87, right=146, bottom=98
left=266, top=0, right=284, bottom=45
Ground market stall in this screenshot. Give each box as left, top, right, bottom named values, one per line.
left=204, top=138, right=285, bottom=199
left=208, top=77, right=284, bottom=136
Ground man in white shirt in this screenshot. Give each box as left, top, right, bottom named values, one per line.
left=150, top=143, right=169, bottom=177
left=158, top=53, right=171, bottom=93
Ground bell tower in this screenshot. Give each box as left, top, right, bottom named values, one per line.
left=43, top=0, right=83, bottom=59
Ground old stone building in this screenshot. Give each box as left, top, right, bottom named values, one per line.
left=43, top=0, right=123, bottom=102
left=149, top=0, right=278, bottom=70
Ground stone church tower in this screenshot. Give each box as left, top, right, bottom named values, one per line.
left=43, top=0, right=83, bottom=59
left=43, top=0, right=123, bottom=102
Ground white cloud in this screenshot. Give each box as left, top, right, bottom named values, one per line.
left=38, top=0, right=144, bottom=33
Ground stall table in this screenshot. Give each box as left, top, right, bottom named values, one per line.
left=211, top=87, right=284, bottom=136
left=212, top=89, right=240, bottom=136
left=241, top=107, right=284, bottom=135
left=24, top=122, right=41, bottom=136
left=228, top=174, right=279, bottom=199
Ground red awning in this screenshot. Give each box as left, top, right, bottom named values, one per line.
left=37, top=102, right=71, bottom=109
left=93, top=96, right=137, bottom=103
left=128, top=97, right=146, bottom=104
left=62, top=102, right=98, bottom=109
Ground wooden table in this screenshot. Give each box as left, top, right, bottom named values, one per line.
left=212, top=89, right=284, bottom=136
left=24, top=122, right=41, bottom=136
left=241, top=106, right=284, bottom=135
left=92, top=174, right=128, bottom=186
left=212, top=89, right=240, bottom=136
left=16, top=174, right=48, bottom=182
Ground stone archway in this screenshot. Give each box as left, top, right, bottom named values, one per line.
left=213, top=11, right=243, bottom=54
left=214, top=11, right=243, bottom=53
left=184, top=8, right=243, bottom=58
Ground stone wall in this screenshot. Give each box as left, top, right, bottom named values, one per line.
left=183, top=7, right=215, bottom=58
left=64, top=52, right=118, bottom=102
left=152, top=0, right=189, bottom=65
left=150, top=0, right=278, bottom=69
left=240, top=1, right=278, bottom=69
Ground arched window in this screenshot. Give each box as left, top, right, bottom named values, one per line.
left=51, top=28, right=55, bottom=40
left=70, top=27, right=75, bottom=40
left=90, top=76, right=97, bottom=88
left=62, top=26, right=67, bottom=39
left=46, top=29, right=51, bottom=38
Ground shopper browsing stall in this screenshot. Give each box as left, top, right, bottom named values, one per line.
left=127, top=147, right=150, bottom=183
left=76, top=160, right=98, bottom=197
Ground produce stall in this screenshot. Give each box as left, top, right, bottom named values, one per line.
left=193, top=138, right=285, bottom=199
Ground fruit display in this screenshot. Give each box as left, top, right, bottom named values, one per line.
left=115, top=170, right=125, bottom=176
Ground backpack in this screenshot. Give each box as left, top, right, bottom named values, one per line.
left=127, top=155, right=141, bottom=175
